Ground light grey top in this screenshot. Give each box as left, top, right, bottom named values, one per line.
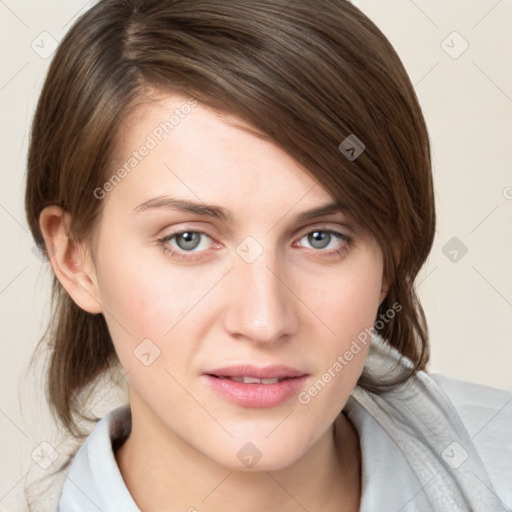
left=57, top=343, right=512, bottom=511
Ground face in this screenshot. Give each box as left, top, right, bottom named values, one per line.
left=87, top=93, right=386, bottom=471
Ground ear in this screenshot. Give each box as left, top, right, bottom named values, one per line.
left=379, top=278, right=389, bottom=304
left=379, top=241, right=400, bottom=304
left=39, top=205, right=103, bottom=314
left=378, top=264, right=392, bottom=305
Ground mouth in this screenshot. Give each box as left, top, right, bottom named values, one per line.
left=212, top=376, right=290, bottom=384
left=203, top=365, right=309, bottom=408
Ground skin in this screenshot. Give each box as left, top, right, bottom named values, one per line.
left=40, top=93, right=388, bottom=511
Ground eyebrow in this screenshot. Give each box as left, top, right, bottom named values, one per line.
left=133, top=195, right=348, bottom=223
left=133, top=196, right=233, bottom=222
left=295, top=202, right=348, bottom=221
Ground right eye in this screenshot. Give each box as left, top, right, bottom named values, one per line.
left=157, top=230, right=216, bottom=261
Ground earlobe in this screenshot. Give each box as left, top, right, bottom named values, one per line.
left=38, top=205, right=103, bottom=314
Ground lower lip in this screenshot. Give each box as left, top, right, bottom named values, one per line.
left=203, top=375, right=308, bottom=408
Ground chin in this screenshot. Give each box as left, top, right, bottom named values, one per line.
left=201, top=430, right=315, bottom=473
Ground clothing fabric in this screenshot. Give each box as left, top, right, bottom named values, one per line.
left=58, top=337, right=512, bottom=511
left=346, top=339, right=512, bottom=511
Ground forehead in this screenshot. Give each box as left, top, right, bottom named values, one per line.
left=104, top=92, right=336, bottom=218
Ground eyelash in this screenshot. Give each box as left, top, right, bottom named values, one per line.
left=157, top=228, right=353, bottom=262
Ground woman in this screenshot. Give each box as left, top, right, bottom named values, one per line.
left=24, top=0, right=511, bottom=510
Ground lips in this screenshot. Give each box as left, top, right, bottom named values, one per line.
left=203, top=365, right=309, bottom=408
left=217, top=376, right=284, bottom=384
left=205, top=364, right=307, bottom=380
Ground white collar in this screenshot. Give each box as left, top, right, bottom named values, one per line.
left=58, top=336, right=507, bottom=511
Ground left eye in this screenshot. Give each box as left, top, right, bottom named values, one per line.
left=165, top=231, right=212, bottom=252
left=299, top=230, right=345, bottom=250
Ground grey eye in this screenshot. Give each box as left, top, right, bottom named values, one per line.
left=307, top=231, right=332, bottom=249
left=175, top=232, right=202, bottom=250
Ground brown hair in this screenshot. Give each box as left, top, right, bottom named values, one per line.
left=25, top=0, right=435, bottom=437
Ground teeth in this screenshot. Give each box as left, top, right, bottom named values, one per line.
left=242, top=376, right=262, bottom=384
left=226, top=376, right=281, bottom=384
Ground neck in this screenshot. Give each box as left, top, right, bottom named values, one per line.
left=115, top=396, right=361, bottom=512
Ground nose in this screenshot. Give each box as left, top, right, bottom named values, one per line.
left=222, top=252, right=299, bottom=345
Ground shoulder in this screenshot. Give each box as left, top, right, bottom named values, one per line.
left=58, top=405, right=139, bottom=511
left=355, top=336, right=512, bottom=509
left=431, top=373, right=512, bottom=507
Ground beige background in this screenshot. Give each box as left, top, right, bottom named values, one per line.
left=0, top=0, right=511, bottom=509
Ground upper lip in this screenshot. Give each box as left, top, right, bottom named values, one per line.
left=205, top=365, right=308, bottom=379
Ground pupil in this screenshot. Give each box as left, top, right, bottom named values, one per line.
left=308, top=231, right=330, bottom=249
left=177, top=232, right=200, bottom=250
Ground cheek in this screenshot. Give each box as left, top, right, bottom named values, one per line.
left=309, top=250, right=384, bottom=343
left=94, top=249, right=226, bottom=371
left=99, top=269, right=169, bottom=333
left=306, top=249, right=383, bottom=391
left=296, top=271, right=381, bottom=433
left=92, top=251, right=179, bottom=354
